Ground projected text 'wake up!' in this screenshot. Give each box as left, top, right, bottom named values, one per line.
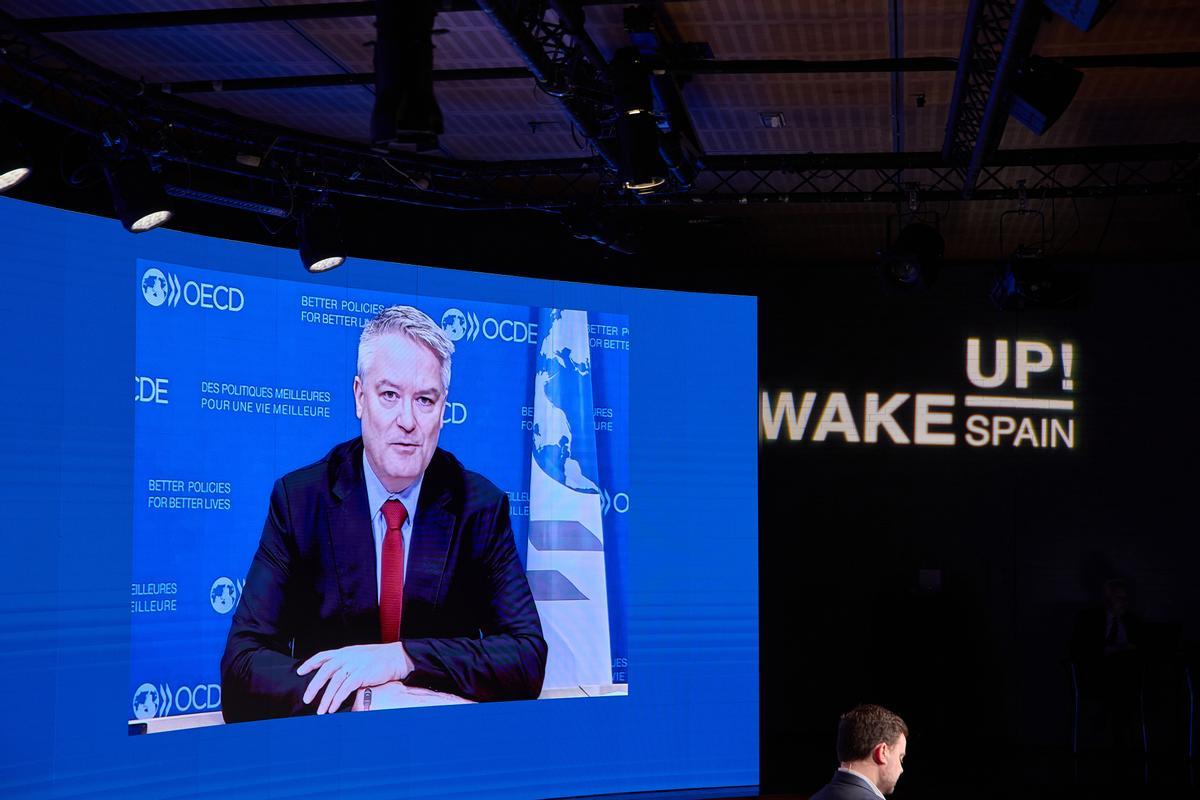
left=762, top=338, right=1078, bottom=449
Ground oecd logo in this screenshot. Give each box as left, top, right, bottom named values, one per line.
left=209, top=576, right=243, bottom=614
left=139, top=266, right=244, bottom=312
left=599, top=487, right=630, bottom=516
left=441, top=308, right=480, bottom=342
left=132, top=682, right=163, bottom=720
left=442, top=401, right=468, bottom=426
left=134, top=376, right=169, bottom=404
left=140, top=267, right=178, bottom=308
left=132, top=682, right=221, bottom=718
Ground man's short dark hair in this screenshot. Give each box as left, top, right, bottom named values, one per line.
left=836, top=704, right=908, bottom=762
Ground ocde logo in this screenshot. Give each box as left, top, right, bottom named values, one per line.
left=600, top=488, right=630, bottom=516
left=442, top=402, right=468, bottom=425
left=176, top=683, right=221, bottom=713
left=132, top=682, right=163, bottom=720
left=140, top=268, right=170, bottom=307
left=139, top=267, right=245, bottom=312
left=482, top=317, right=538, bottom=344
left=440, top=307, right=538, bottom=345
left=209, top=576, right=244, bottom=614
left=440, top=308, right=479, bottom=342
left=132, top=682, right=222, bottom=719
left=134, top=376, right=169, bottom=404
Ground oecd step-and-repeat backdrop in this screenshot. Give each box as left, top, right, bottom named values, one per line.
left=0, top=196, right=757, bottom=800
left=132, top=262, right=630, bottom=721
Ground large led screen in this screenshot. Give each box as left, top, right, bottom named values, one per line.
left=0, top=197, right=758, bottom=799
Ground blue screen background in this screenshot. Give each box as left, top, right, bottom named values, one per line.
left=0, top=197, right=758, bottom=799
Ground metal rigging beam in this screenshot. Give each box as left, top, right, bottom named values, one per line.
left=3, top=8, right=1198, bottom=211
left=679, top=143, right=1200, bottom=206
left=942, top=0, right=1038, bottom=197
left=474, top=1, right=619, bottom=171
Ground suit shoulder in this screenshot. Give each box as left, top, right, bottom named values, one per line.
left=811, top=786, right=870, bottom=800
left=429, top=448, right=506, bottom=511
left=811, top=773, right=878, bottom=800
left=276, top=438, right=360, bottom=496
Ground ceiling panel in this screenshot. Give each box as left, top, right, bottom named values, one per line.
left=46, top=23, right=338, bottom=83
left=903, top=0, right=966, bottom=58
left=436, top=80, right=586, bottom=160
left=199, top=85, right=374, bottom=142
left=1035, top=0, right=1200, bottom=55
left=290, top=9, right=528, bottom=73
left=687, top=74, right=892, bottom=153
left=586, top=0, right=892, bottom=60
left=901, top=72, right=955, bottom=152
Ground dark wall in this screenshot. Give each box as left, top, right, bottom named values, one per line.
left=758, top=261, right=1200, bottom=797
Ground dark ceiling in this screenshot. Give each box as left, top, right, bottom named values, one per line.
left=2, top=1, right=1199, bottom=282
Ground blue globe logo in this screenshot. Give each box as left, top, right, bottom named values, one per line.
left=440, top=308, right=467, bottom=342
left=210, top=577, right=238, bottom=614
left=141, top=268, right=168, bottom=307
left=132, top=683, right=160, bottom=720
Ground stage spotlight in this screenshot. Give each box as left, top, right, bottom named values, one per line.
left=1042, top=0, right=1116, bottom=32
left=370, top=0, right=443, bottom=147
left=879, top=222, right=944, bottom=291
left=611, top=48, right=666, bottom=193
left=0, top=130, right=32, bottom=192
left=1010, top=56, right=1084, bottom=136
left=989, top=248, right=1083, bottom=310
left=103, top=154, right=173, bottom=232
left=298, top=199, right=346, bottom=273
left=617, top=110, right=666, bottom=192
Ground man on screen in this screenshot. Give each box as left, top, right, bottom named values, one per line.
left=220, top=305, right=546, bottom=722
left=811, top=704, right=908, bottom=800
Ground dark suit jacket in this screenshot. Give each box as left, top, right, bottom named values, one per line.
left=220, top=438, right=547, bottom=722
left=811, top=770, right=883, bottom=800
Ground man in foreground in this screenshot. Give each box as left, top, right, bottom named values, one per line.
left=812, top=704, right=908, bottom=799
left=220, top=305, right=546, bottom=721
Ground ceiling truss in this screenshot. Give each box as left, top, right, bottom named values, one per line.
left=1, top=6, right=1198, bottom=215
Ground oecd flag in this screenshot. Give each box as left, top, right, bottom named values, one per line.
left=527, top=309, right=613, bottom=690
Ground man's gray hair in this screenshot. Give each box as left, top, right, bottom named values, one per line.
left=357, top=305, right=454, bottom=390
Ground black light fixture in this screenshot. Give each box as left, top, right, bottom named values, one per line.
left=298, top=197, right=346, bottom=273
left=370, top=0, right=443, bottom=148
left=1010, top=56, right=1084, bottom=136
left=103, top=153, right=173, bottom=232
left=611, top=48, right=666, bottom=193
left=879, top=222, right=944, bottom=291
left=990, top=247, right=1084, bottom=310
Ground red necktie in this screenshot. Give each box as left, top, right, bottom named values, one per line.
left=379, top=499, right=407, bottom=643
